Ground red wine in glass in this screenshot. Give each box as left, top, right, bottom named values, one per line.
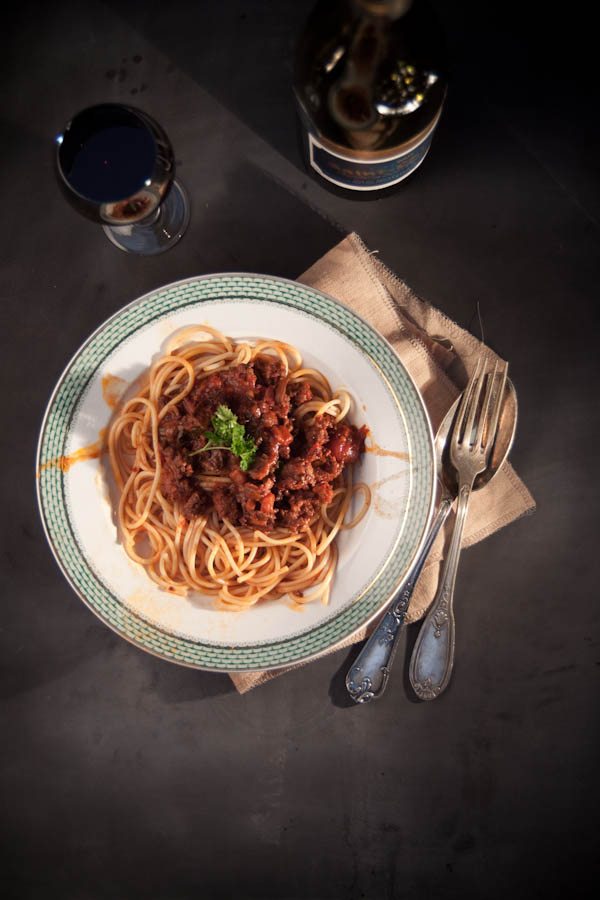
left=55, top=103, right=189, bottom=255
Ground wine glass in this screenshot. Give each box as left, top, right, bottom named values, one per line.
left=55, top=103, right=190, bottom=256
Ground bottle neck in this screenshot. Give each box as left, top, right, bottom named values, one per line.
left=353, top=0, right=414, bottom=18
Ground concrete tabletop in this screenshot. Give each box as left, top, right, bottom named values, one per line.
left=2, top=2, right=598, bottom=898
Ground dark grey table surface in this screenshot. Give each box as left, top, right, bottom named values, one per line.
left=2, top=2, right=598, bottom=898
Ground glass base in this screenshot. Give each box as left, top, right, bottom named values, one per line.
left=102, top=179, right=190, bottom=255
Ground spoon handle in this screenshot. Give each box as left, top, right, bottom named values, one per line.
left=409, top=478, right=474, bottom=700
left=346, top=497, right=453, bottom=703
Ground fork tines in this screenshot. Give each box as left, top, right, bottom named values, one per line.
left=480, top=360, right=508, bottom=450
left=456, top=356, right=508, bottom=450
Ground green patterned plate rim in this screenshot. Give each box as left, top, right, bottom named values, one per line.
left=36, top=273, right=434, bottom=672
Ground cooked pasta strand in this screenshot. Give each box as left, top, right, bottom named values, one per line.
left=107, top=331, right=370, bottom=609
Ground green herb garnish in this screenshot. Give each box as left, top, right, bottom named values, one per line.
left=189, top=405, right=257, bottom=471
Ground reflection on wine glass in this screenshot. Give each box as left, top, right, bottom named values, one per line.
left=55, top=103, right=190, bottom=256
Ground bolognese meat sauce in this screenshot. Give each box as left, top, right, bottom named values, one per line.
left=158, top=357, right=367, bottom=531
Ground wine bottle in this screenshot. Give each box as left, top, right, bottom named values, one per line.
left=294, top=0, right=447, bottom=197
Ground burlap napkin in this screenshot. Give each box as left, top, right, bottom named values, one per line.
left=229, top=233, right=535, bottom=693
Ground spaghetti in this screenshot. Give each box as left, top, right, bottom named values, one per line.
left=108, top=325, right=370, bottom=610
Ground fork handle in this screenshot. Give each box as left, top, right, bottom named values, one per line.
left=409, top=478, right=474, bottom=700
left=346, top=497, right=453, bottom=703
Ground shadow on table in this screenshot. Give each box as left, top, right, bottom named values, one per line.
left=101, top=0, right=313, bottom=168
left=134, top=650, right=237, bottom=702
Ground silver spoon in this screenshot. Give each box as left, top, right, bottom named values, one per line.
left=346, top=378, right=517, bottom=704
left=409, top=374, right=517, bottom=700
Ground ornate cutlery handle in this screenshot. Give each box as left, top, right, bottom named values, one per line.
left=409, top=479, right=473, bottom=700
left=346, top=497, right=452, bottom=703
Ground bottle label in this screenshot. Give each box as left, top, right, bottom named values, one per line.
left=308, top=114, right=440, bottom=191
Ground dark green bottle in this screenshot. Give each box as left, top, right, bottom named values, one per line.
left=294, top=0, right=447, bottom=196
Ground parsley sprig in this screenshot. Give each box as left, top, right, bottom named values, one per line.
left=189, top=405, right=257, bottom=471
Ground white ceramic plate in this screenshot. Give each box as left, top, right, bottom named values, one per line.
left=36, top=273, right=434, bottom=672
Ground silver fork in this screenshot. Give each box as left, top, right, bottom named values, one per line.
left=409, top=356, right=508, bottom=700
